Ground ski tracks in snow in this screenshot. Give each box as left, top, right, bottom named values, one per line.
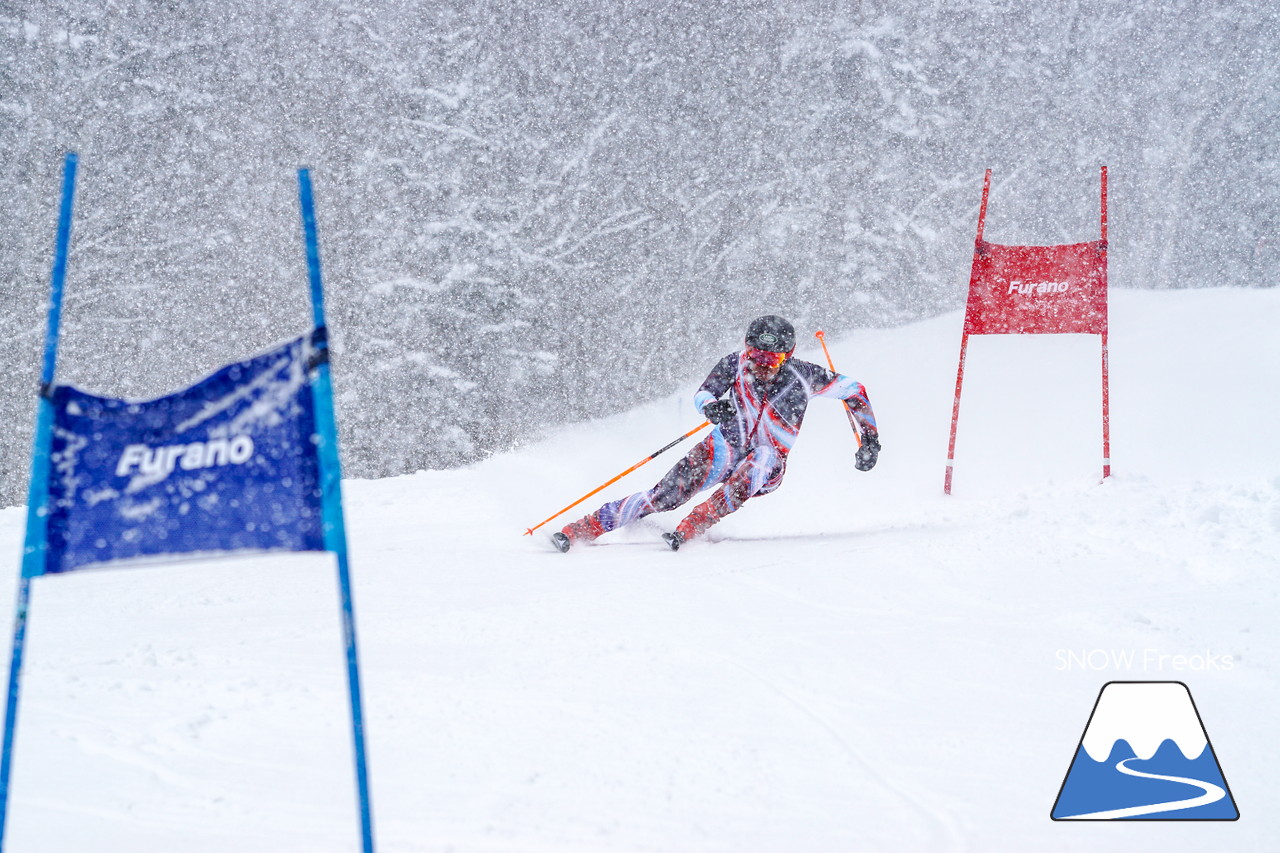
left=712, top=653, right=966, bottom=851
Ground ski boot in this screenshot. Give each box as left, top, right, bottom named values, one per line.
left=551, top=513, right=605, bottom=552
left=665, top=490, right=732, bottom=551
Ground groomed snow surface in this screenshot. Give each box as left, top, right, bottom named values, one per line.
left=1, top=287, right=1276, bottom=852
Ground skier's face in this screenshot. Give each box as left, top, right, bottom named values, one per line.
left=747, top=360, right=780, bottom=382
left=745, top=347, right=789, bottom=381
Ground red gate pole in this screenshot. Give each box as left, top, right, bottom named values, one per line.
left=975, top=168, right=992, bottom=243
left=1100, top=165, right=1111, bottom=481
left=944, top=332, right=970, bottom=495
left=944, top=169, right=992, bottom=495
left=1102, top=331, right=1111, bottom=481
left=1100, top=165, right=1108, bottom=241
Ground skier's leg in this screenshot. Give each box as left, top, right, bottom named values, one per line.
left=556, top=435, right=727, bottom=549
left=643, top=434, right=729, bottom=512
left=666, top=446, right=784, bottom=548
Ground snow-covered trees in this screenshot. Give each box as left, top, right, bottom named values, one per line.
left=0, top=1, right=1275, bottom=501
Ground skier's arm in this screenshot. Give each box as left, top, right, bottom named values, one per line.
left=812, top=370, right=878, bottom=439
left=692, top=354, right=739, bottom=418
left=815, top=370, right=880, bottom=470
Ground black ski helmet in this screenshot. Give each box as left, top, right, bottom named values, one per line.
left=745, top=315, right=795, bottom=353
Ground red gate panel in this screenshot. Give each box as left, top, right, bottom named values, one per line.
left=964, top=240, right=1108, bottom=335
left=945, top=167, right=1110, bottom=494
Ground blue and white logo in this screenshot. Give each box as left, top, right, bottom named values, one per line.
left=1051, top=681, right=1239, bottom=820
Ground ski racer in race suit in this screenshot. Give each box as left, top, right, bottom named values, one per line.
left=553, top=315, right=879, bottom=552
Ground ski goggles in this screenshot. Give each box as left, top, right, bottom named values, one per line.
left=746, top=347, right=790, bottom=369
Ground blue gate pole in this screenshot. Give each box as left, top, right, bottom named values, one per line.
left=298, top=168, right=376, bottom=853
left=0, top=152, right=79, bottom=850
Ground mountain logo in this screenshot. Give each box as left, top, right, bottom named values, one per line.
left=1051, top=681, right=1239, bottom=821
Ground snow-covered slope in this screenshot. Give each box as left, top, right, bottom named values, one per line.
left=0, top=287, right=1276, bottom=851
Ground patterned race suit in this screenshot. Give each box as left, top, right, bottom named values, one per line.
left=576, top=351, right=877, bottom=538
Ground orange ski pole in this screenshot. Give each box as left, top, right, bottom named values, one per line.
left=523, top=420, right=711, bottom=536
left=815, top=330, right=862, bottom=449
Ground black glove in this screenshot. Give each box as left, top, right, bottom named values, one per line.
left=855, top=433, right=880, bottom=471
left=703, top=399, right=735, bottom=425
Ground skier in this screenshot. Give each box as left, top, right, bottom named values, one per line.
left=552, top=315, right=879, bottom=552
